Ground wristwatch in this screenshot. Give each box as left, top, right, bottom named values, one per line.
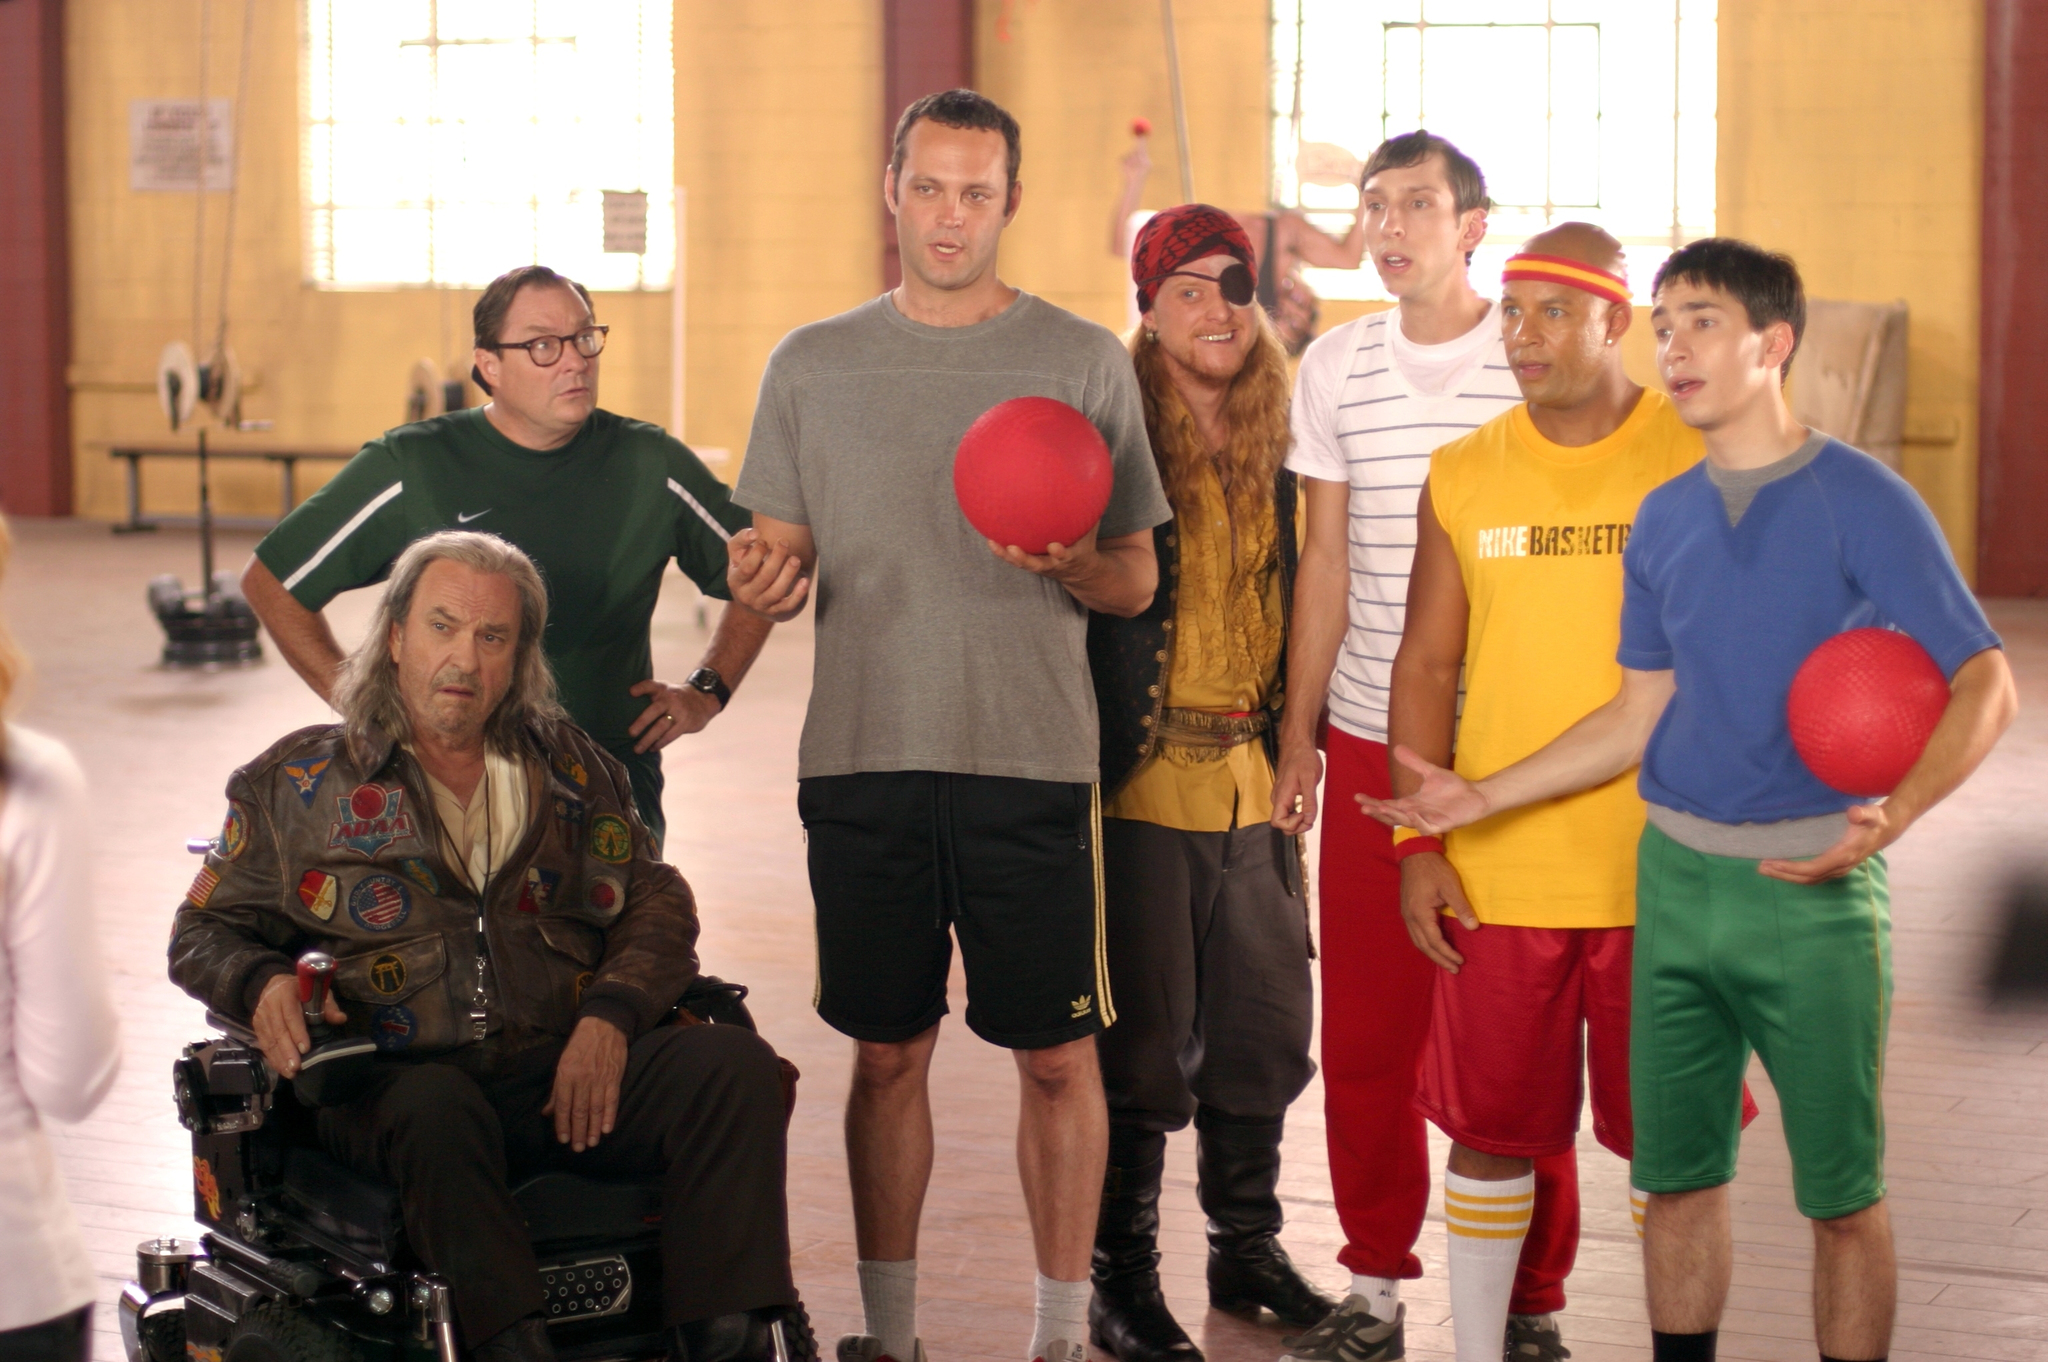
left=684, top=666, right=730, bottom=711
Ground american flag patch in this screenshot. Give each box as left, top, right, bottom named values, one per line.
left=186, top=866, right=221, bottom=908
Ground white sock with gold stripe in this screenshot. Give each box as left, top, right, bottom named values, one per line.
left=1444, top=1170, right=1535, bottom=1362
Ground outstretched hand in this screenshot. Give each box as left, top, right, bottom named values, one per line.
left=1757, top=802, right=1894, bottom=884
left=1353, top=745, right=1491, bottom=834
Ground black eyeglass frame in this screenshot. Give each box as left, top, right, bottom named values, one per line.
left=483, top=325, right=610, bottom=367
left=1139, top=262, right=1258, bottom=308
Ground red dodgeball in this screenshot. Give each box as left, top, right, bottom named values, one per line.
left=953, top=397, right=1114, bottom=556
left=349, top=784, right=386, bottom=819
left=1131, top=117, right=1152, bottom=137
left=1787, top=628, right=1950, bottom=796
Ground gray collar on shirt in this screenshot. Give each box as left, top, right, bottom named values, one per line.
left=1704, top=430, right=1828, bottom=526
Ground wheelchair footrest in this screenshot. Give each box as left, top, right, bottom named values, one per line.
left=541, top=1253, right=632, bottom=1325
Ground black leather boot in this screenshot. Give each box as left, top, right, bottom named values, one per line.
left=670, top=1303, right=817, bottom=1362
left=1089, top=1126, right=1202, bottom=1362
left=1196, top=1108, right=1338, bottom=1330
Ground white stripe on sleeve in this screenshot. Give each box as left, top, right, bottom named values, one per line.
left=667, top=477, right=733, bottom=543
left=280, top=481, right=405, bottom=591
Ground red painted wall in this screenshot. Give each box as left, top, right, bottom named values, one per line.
left=881, top=0, right=975, bottom=290
left=1980, top=0, right=2048, bottom=596
left=0, top=0, right=72, bottom=516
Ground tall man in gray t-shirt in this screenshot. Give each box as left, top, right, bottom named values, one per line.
left=728, top=90, right=1171, bottom=1362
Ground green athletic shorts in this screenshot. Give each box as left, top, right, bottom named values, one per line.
left=1631, top=823, right=1892, bottom=1219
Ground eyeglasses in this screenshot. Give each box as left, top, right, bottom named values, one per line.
left=485, top=326, right=609, bottom=366
left=1141, top=262, right=1257, bottom=308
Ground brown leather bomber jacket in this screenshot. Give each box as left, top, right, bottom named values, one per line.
left=167, top=716, right=699, bottom=1059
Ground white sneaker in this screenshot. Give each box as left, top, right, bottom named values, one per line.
left=1030, top=1341, right=1087, bottom=1362
left=838, top=1336, right=928, bottom=1362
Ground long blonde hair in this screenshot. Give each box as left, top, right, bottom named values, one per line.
left=1128, top=310, right=1293, bottom=529
left=332, top=530, right=565, bottom=761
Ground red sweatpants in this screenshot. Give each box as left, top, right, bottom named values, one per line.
left=1318, top=726, right=1579, bottom=1314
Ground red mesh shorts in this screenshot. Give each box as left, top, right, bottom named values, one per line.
left=1415, top=920, right=1635, bottom=1160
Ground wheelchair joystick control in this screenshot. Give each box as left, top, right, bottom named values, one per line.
left=289, top=950, right=379, bottom=1108
left=297, top=951, right=337, bottom=1039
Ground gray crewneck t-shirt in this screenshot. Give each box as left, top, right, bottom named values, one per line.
left=1647, top=428, right=1848, bottom=859
left=735, top=291, right=1172, bottom=784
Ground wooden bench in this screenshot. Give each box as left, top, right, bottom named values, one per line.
left=100, top=444, right=357, bottom=533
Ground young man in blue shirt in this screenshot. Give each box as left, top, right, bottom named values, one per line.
left=1352, top=238, right=2017, bottom=1362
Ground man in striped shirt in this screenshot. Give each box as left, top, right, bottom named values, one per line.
left=1271, top=133, right=1576, bottom=1362
left=244, top=265, right=766, bottom=846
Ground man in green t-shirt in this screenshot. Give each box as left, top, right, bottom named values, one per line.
left=244, top=265, right=767, bottom=846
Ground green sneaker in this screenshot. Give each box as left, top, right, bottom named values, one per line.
left=1279, top=1297, right=1403, bottom=1362
left=1504, top=1315, right=1569, bottom=1362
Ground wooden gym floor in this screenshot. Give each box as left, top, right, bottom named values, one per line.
left=13, top=520, right=2046, bottom=1362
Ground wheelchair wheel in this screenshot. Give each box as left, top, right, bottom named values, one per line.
left=224, top=1301, right=362, bottom=1362
left=137, top=1307, right=185, bottom=1362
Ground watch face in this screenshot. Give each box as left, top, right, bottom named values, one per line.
left=687, top=668, right=720, bottom=693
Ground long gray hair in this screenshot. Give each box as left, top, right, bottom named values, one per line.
left=333, top=530, right=565, bottom=758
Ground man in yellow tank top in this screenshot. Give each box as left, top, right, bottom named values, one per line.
left=1376, top=224, right=1701, bottom=1362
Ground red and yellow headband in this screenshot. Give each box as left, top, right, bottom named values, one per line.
left=1502, top=252, right=1631, bottom=306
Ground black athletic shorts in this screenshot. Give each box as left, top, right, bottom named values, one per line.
left=798, top=770, right=1112, bottom=1049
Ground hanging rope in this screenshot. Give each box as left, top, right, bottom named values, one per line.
left=191, top=0, right=210, bottom=358
left=214, top=0, right=255, bottom=357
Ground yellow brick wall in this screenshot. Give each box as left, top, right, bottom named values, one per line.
left=1718, top=0, right=1983, bottom=575
left=972, top=0, right=1271, bottom=335
left=65, top=0, right=671, bottom=521
left=672, top=0, right=880, bottom=467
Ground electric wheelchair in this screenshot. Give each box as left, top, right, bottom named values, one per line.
left=123, top=843, right=810, bottom=1362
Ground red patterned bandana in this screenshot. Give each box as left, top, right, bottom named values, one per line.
left=1131, top=204, right=1256, bottom=312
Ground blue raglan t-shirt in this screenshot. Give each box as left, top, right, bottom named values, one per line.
left=1618, top=437, right=2001, bottom=825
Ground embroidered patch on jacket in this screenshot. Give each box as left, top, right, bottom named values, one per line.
left=281, top=755, right=333, bottom=807
left=552, top=751, right=588, bottom=788
left=368, top=953, right=407, bottom=996
left=586, top=875, right=624, bottom=919
left=372, top=1005, right=416, bottom=1051
left=328, top=784, right=418, bottom=858
left=297, top=869, right=339, bottom=920
left=589, top=814, right=632, bottom=865
left=348, top=874, right=413, bottom=932
left=220, top=804, right=250, bottom=861
left=554, top=794, right=587, bottom=852
left=397, top=857, right=441, bottom=896
left=186, top=866, right=221, bottom=909
left=517, top=865, right=561, bottom=913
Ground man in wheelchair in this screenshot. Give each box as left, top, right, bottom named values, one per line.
left=166, top=530, right=806, bottom=1362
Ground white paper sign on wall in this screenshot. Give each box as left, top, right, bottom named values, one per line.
left=131, top=99, right=234, bottom=192
left=602, top=191, right=649, bottom=254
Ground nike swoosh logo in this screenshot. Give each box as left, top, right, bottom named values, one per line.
left=456, top=509, right=491, bottom=523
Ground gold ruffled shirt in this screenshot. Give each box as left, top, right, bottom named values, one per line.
left=1104, top=461, right=1284, bottom=832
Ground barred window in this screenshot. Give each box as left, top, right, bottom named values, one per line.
left=1272, top=0, right=1715, bottom=302
left=303, top=1, right=673, bottom=290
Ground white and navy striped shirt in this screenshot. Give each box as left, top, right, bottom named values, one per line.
left=1286, top=305, right=1520, bottom=743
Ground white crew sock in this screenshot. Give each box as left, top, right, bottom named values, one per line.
left=1444, top=1170, right=1534, bottom=1362
left=1631, top=1185, right=1649, bottom=1241
left=857, top=1259, right=918, bottom=1361
left=1028, top=1273, right=1091, bottom=1362
left=1349, top=1275, right=1401, bottom=1322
